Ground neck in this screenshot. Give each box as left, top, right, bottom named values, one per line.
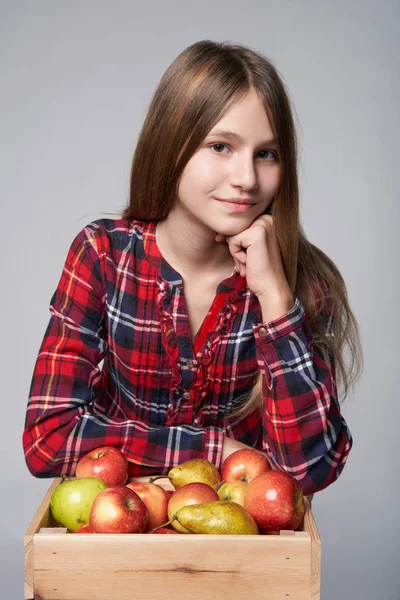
left=156, top=213, right=235, bottom=279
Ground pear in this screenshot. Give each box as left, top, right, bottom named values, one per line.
left=174, top=501, right=259, bottom=535
left=150, top=458, right=221, bottom=490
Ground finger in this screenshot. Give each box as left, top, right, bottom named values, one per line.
left=226, top=237, right=248, bottom=262
left=230, top=238, right=245, bottom=254
left=232, top=250, right=247, bottom=264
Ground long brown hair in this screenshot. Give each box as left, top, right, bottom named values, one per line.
left=120, top=39, right=363, bottom=423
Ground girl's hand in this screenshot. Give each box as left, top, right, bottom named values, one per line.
left=215, top=214, right=292, bottom=301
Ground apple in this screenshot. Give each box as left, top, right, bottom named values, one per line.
left=50, top=477, right=108, bottom=532
left=221, top=448, right=271, bottom=483
left=150, top=527, right=179, bottom=534
left=76, top=446, right=128, bottom=486
left=243, top=470, right=305, bottom=533
left=125, top=482, right=169, bottom=531
left=216, top=480, right=248, bottom=507
left=168, top=482, right=219, bottom=533
left=73, top=524, right=94, bottom=533
left=89, top=486, right=149, bottom=534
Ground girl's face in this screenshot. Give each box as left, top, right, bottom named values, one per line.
left=175, top=88, right=281, bottom=238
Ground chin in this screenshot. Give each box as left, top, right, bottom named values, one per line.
left=216, top=220, right=255, bottom=236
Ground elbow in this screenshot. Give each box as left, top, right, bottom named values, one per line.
left=22, top=426, right=60, bottom=478
left=267, top=425, right=354, bottom=496
left=298, top=461, right=347, bottom=496
left=24, top=457, right=51, bottom=479
left=23, top=453, right=53, bottom=479
left=298, top=433, right=354, bottom=496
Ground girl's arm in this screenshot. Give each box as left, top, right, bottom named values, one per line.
left=225, top=298, right=353, bottom=496
left=257, top=297, right=352, bottom=495
left=22, top=226, right=224, bottom=478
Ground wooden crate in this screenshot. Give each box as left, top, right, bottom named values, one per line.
left=24, top=476, right=321, bottom=600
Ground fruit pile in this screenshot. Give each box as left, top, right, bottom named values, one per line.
left=50, top=446, right=305, bottom=535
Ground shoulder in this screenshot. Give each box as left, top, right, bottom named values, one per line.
left=77, top=217, right=148, bottom=254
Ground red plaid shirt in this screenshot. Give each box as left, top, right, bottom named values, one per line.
left=22, top=218, right=353, bottom=495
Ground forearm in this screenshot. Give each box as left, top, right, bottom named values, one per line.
left=253, top=297, right=353, bottom=495
left=257, top=288, right=295, bottom=324
left=23, top=399, right=224, bottom=478
left=24, top=303, right=224, bottom=477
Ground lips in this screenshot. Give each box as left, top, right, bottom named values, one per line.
left=217, top=198, right=255, bottom=205
left=217, top=199, right=255, bottom=213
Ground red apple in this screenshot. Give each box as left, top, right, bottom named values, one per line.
left=125, top=482, right=169, bottom=532
left=76, top=446, right=128, bottom=486
left=216, top=480, right=248, bottom=506
left=243, top=470, right=305, bottom=533
left=73, top=524, right=94, bottom=533
left=150, top=527, right=179, bottom=534
left=168, top=482, right=219, bottom=533
left=89, top=486, right=148, bottom=533
left=221, top=448, right=271, bottom=483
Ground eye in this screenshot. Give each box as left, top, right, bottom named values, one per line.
left=209, top=143, right=229, bottom=154
left=209, top=144, right=278, bottom=161
left=258, top=149, right=279, bottom=161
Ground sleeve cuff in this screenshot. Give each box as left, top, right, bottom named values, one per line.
left=253, top=296, right=305, bottom=343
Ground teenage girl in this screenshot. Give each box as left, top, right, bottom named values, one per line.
left=22, top=40, right=363, bottom=496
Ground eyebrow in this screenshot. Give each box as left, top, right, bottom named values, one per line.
left=207, top=129, right=278, bottom=147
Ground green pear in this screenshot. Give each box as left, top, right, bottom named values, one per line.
left=151, top=458, right=221, bottom=489
left=50, top=477, right=108, bottom=532
left=174, top=501, right=259, bottom=535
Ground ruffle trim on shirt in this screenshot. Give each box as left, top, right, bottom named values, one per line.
left=191, top=291, right=242, bottom=425
left=156, top=281, right=182, bottom=426
left=158, top=282, right=244, bottom=427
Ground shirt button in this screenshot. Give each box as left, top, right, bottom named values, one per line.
left=258, top=326, right=268, bottom=337
left=182, top=391, right=191, bottom=400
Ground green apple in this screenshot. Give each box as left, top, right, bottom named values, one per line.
left=50, top=477, right=107, bottom=532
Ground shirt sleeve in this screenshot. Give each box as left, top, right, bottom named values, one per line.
left=251, top=297, right=353, bottom=496
left=22, top=225, right=223, bottom=479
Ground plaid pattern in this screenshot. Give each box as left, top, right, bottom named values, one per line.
left=22, top=218, right=353, bottom=495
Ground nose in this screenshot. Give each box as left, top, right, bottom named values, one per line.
left=229, top=153, right=258, bottom=190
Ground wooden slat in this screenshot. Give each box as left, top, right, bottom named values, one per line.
left=38, top=527, right=68, bottom=534
left=311, top=537, right=321, bottom=600
left=303, top=496, right=321, bottom=600
left=34, top=533, right=312, bottom=600
left=25, top=478, right=62, bottom=536
left=24, top=478, right=63, bottom=600
left=34, top=571, right=310, bottom=600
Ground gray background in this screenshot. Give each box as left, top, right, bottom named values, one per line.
left=1, top=1, right=398, bottom=599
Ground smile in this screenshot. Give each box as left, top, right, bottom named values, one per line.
left=217, top=200, right=255, bottom=212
